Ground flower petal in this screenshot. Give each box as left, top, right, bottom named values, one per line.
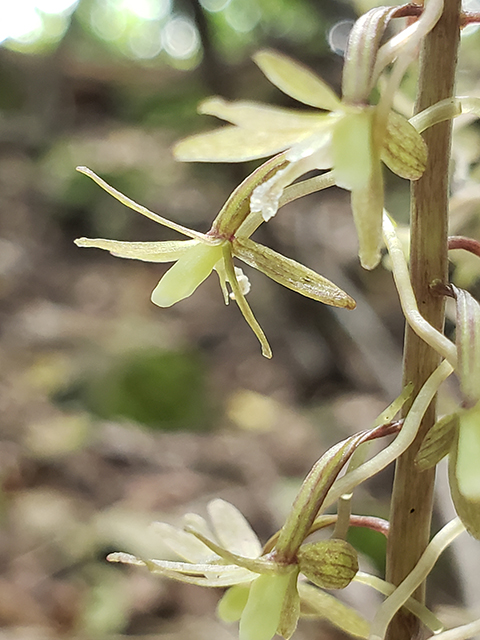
left=151, top=242, right=224, bottom=307
left=234, top=237, right=356, bottom=309
left=74, top=237, right=197, bottom=262
left=332, top=110, right=374, bottom=191
left=449, top=425, right=480, bottom=539
left=208, top=499, right=263, bottom=559
left=276, top=573, right=300, bottom=640
left=152, top=522, right=217, bottom=563
left=298, top=582, right=370, bottom=639
left=253, top=50, right=341, bottom=112
left=217, top=584, right=251, bottom=623
left=199, top=97, right=326, bottom=130
left=382, top=111, right=428, bottom=180
left=239, top=573, right=292, bottom=640
left=174, top=126, right=313, bottom=163
left=455, top=404, right=480, bottom=501
left=350, top=153, right=384, bottom=270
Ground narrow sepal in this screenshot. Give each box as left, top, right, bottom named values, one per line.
left=382, top=111, right=428, bottom=180
left=276, top=573, right=300, bottom=640
left=234, top=237, right=356, bottom=309
left=275, top=423, right=395, bottom=560
left=74, top=237, right=197, bottom=262
left=222, top=244, right=273, bottom=358
left=298, top=583, right=370, bottom=638
left=415, top=413, right=458, bottom=471
left=253, top=50, right=341, bottom=111
left=107, top=552, right=254, bottom=586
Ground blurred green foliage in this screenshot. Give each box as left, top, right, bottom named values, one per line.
left=69, top=349, right=214, bottom=431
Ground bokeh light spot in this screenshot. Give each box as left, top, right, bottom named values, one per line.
left=162, top=16, right=200, bottom=60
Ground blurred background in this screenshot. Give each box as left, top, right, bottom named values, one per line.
left=1, top=0, right=480, bottom=638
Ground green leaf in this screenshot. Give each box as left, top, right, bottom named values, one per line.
left=253, top=50, right=341, bottom=111
left=415, top=413, right=458, bottom=471
left=298, top=582, right=370, bottom=638
left=233, top=237, right=356, bottom=309
left=199, top=97, right=327, bottom=130
left=74, top=237, right=198, bottom=262
left=382, top=111, right=428, bottom=180
left=173, top=126, right=313, bottom=162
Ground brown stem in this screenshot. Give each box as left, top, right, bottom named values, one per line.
left=385, top=2, right=461, bottom=639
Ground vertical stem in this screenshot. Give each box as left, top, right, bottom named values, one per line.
left=385, top=2, right=461, bottom=639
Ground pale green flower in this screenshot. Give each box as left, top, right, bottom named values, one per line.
left=75, top=165, right=355, bottom=358
left=108, top=499, right=365, bottom=640
left=174, top=50, right=427, bottom=270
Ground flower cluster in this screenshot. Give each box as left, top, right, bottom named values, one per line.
left=108, top=499, right=364, bottom=640
left=75, top=160, right=355, bottom=358
left=175, top=49, right=427, bottom=270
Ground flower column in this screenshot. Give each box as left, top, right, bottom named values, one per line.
left=386, top=1, right=461, bottom=639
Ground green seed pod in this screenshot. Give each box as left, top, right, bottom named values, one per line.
left=297, top=539, right=358, bottom=590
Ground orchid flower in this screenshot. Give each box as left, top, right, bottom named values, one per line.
left=108, top=499, right=366, bottom=640
left=74, top=162, right=355, bottom=358
left=174, top=48, right=428, bottom=270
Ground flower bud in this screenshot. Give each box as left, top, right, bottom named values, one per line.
left=298, top=539, right=358, bottom=590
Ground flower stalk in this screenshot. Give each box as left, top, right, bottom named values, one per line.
left=385, top=1, right=462, bottom=639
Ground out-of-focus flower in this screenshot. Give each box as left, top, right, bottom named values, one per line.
left=75, top=165, right=355, bottom=358
left=174, top=50, right=427, bottom=270
left=415, top=285, right=480, bottom=538
left=108, top=499, right=363, bottom=640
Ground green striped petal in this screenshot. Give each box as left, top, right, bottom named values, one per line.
left=234, top=237, right=356, bottom=309
left=382, top=111, right=428, bottom=180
